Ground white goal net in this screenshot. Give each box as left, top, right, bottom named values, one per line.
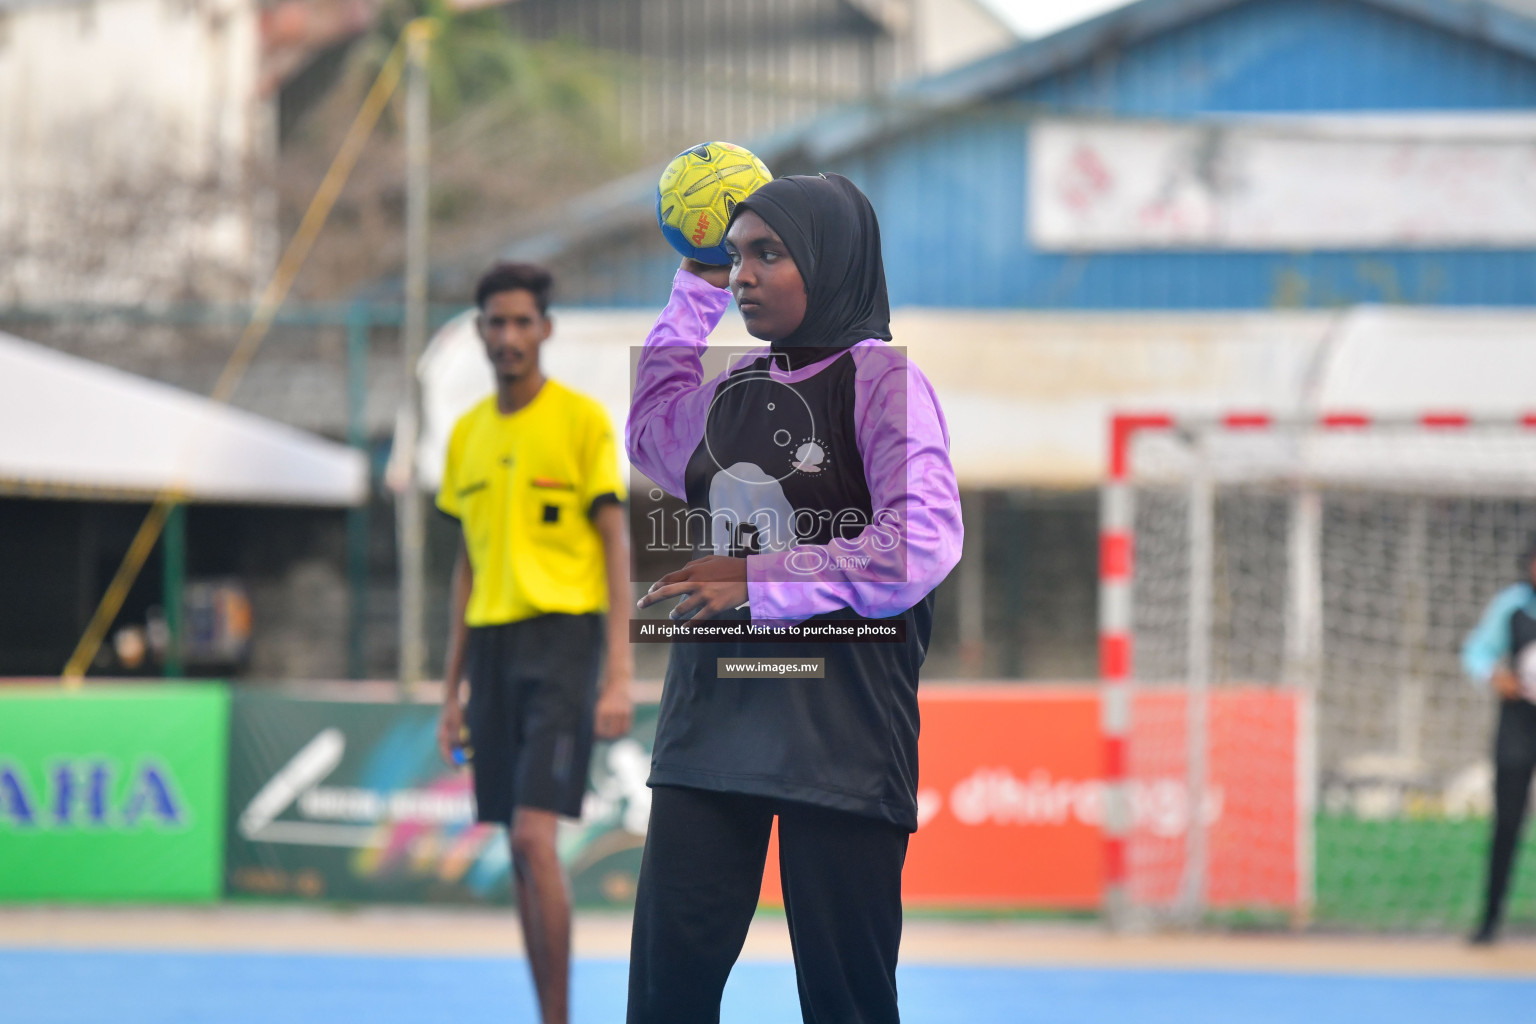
left=1111, top=413, right=1536, bottom=930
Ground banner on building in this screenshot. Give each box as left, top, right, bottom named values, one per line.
left=0, top=683, right=230, bottom=901
left=1029, top=116, right=1536, bottom=250
left=225, top=688, right=657, bottom=906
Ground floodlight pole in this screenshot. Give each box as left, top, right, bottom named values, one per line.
left=397, top=20, right=433, bottom=695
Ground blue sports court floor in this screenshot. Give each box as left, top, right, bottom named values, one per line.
left=3, top=949, right=1534, bottom=1023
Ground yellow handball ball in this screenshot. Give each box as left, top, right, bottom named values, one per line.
left=655, top=141, right=773, bottom=265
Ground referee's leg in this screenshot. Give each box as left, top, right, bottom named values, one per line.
left=627, top=786, right=774, bottom=1023
left=511, top=807, right=571, bottom=1024
left=778, top=802, right=908, bottom=1024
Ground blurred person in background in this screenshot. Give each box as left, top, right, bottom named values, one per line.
left=1461, top=535, right=1536, bottom=945
left=435, top=261, right=634, bottom=1024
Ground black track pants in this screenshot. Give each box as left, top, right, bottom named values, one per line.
left=626, top=785, right=909, bottom=1024
left=1480, top=699, right=1536, bottom=933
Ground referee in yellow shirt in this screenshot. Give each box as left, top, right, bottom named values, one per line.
left=435, top=261, right=633, bottom=1024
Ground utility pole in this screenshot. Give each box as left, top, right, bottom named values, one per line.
left=397, top=19, right=433, bottom=695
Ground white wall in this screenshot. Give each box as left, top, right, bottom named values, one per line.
left=913, top=0, right=1017, bottom=74
left=0, top=0, right=268, bottom=303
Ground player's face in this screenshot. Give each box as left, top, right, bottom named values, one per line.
left=476, top=288, right=551, bottom=382
left=725, top=211, right=807, bottom=342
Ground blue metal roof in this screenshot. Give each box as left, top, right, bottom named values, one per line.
left=746, top=0, right=1536, bottom=161
left=499, top=0, right=1536, bottom=310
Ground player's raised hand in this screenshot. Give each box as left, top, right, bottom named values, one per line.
left=680, top=258, right=730, bottom=290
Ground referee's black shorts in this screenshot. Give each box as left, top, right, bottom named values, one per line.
left=463, top=613, right=604, bottom=823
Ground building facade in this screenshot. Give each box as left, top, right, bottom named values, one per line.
left=493, top=0, right=1536, bottom=692
left=504, top=0, right=1015, bottom=157
left=513, top=0, right=1536, bottom=310
left=0, top=0, right=271, bottom=304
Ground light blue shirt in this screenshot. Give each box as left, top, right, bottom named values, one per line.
left=1461, top=582, right=1536, bottom=687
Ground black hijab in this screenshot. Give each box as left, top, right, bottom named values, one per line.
left=731, top=173, right=892, bottom=370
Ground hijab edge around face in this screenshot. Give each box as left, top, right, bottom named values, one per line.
left=731, top=173, right=892, bottom=362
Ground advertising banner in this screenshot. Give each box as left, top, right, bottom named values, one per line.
left=0, top=683, right=230, bottom=901
left=225, top=688, right=657, bottom=906
left=1127, top=687, right=1301, bottom=910
left=760, top=687, right=1300, bottom=909
left=897, top=687, right=1104, bottom=908
left=228, top=685, right=1299, bottom=910
left=1029, top=116, right=1536, bottom=250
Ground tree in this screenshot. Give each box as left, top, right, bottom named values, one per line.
left=274, top=0, right=627, bottom=300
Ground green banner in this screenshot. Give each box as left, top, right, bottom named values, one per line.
left=0, top=683, right=230, bottom=902
left=226, top=688, right=657, bottom=906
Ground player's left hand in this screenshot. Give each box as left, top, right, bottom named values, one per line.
left=595, top=671, right=634, bottom=739
left=638, top=555, right=748, bottom=622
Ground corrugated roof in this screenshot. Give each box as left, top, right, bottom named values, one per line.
left=495, top=0, right=1536, bottom=267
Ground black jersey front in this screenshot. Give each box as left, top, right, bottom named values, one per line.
left=647, top=350, right=934, bottom=830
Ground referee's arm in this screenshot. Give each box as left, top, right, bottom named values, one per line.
left=593, top=499, right=635, bottom=739
left=437, top=537, right=473, bottom=765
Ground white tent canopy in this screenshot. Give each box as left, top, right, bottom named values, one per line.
left=403, top=305, right=1536, bottom=491
left=0, top=330, right=367, bottom=506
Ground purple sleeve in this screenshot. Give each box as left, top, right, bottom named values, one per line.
left=745, top=344, right=964, bottom=623
left=625, top=269, right=734, bottom=498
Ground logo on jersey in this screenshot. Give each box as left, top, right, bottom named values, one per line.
left=789, top=437, right=828, bottom=476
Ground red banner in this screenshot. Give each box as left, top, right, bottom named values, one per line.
left=762, top=685, right=1299, bottom=909
left=1128, top=687, right=1300, bottom=909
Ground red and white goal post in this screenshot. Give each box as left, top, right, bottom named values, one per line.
left=1101, top=410, right=1536, bottom=930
